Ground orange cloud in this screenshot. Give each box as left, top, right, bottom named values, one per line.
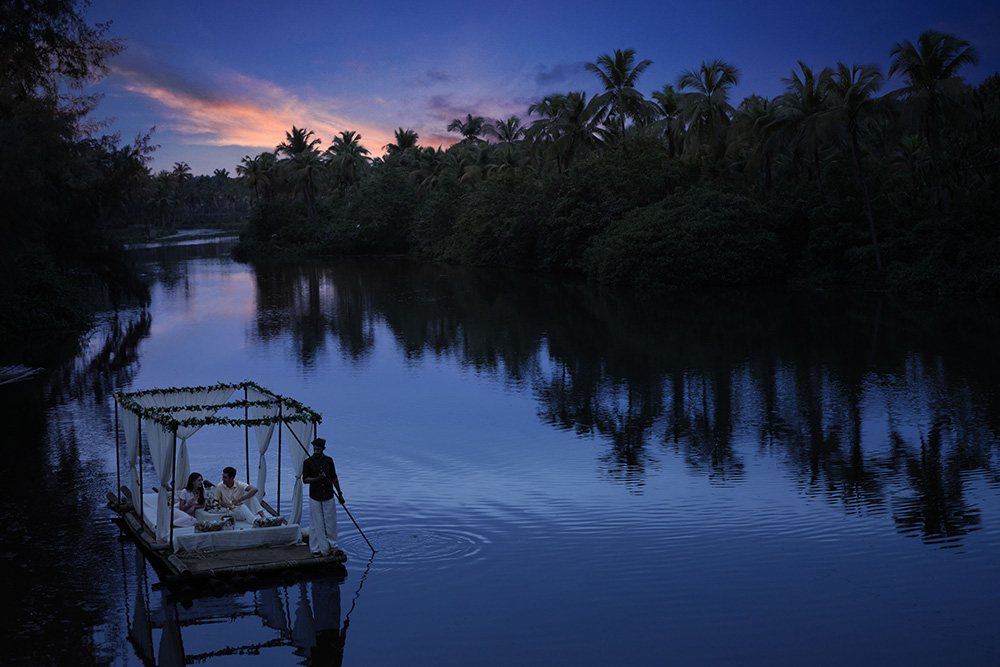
left=113, top=66, right=396, bottom=157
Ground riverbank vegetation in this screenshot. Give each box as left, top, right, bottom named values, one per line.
left=0, top=0, right=153, bottom=350
left=233, top=35, right=998, bottom=295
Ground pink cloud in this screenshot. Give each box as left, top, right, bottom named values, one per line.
left=111, top=65, right=396, bottom=156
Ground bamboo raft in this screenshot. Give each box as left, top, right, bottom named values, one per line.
left=109, top=487, right=346, bottom=589
left=108, top=487, right=347, bottom=584
left=108, top=382, right=349, bottom=593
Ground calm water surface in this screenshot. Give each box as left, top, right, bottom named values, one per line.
left=3, top=238, right=1000, bottom=666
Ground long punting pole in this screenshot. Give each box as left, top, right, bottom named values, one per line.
left=114, top=399, right=121, bottom=504
left=277, top=404, right=283, bottom=517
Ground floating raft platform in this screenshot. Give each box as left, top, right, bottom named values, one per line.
left=109, top=489, right=346, bottom=591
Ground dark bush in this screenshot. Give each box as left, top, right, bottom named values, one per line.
left=583, top=187, right=786, bottom=288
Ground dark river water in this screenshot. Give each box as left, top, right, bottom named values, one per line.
left=3, top=237, right=1000, bottom=666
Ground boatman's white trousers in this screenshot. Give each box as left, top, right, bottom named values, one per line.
left=309, top=497, right=339, bottom=555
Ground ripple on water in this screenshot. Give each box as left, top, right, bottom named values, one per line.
left=339, top=525, right=489, bottom=569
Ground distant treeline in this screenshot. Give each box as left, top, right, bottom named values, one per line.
left=233, top=37, right=999, bottom=295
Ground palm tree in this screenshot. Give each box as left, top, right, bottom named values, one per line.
left=889, top=31, right=980, bottom=159
left=254, top=152, right=279, bottom=201
left=236, top=155, right=260, bottom=201
left=484, top=116, right=526, bottom=144
left=729, top=94, right=779, bottom=196
left=384, top=128, right=419, bottom=155
left=447, top=114, right=487, bottom=144
left=826, top=63, right=885, bottom=269
left=325, top=130, right=371, bottom=188
left=651, top=84, right=683, bottom=157
left=276, top=126, right=322, bottom=221
left=409, top=146, right=447, bottom=190
left=585, top=48, right=654, bottom=134
left=677, top=59, right=740, bottom=160
left=527, top=92, right=607, bottom=171
left=171, top=161, right=192, bottom=184
left=772, top=61, right=833, bottom=193
left=277, top=126, right=321, bottom=159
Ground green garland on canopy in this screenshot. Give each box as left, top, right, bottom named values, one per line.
left=115, top=381, right=322, bottom=430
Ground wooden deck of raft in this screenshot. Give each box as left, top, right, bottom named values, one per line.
left=110, top=490, right=346, bottom=586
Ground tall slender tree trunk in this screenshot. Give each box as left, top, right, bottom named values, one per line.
left=812, top=148, right=824, bottom=195
left=851, top=129, right=882, bottom=270
left=763, top=151, right=773, bottom=198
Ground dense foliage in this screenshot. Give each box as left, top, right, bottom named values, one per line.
left=0, top=0, right=152, bottom=349
left=233, top=40, right=998, bottom=295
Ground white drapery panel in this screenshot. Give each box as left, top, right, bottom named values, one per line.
left=142, top=424, right=175, bottom=540
left=284, top=410, right=313, bottom=526
left=120, top=406, right=143, bottom=523
left=247, top=385, right=278, bottom=496
left=130, top=387, right=236, bottom=541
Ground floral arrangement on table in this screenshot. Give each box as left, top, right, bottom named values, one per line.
left=195, top=519, right=226, bottom=533
left=253, top=516, right=287, bottom=528
left=204, top=496, right=219, bottom=511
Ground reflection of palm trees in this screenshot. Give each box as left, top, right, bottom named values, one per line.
left=890, top=416, right=984, bottom=542
left=669, top=370, right=744, bottom=481
left=250, top=261, right=999, bottom=538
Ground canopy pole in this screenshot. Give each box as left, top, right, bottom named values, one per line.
left=244, top=386, right=250, bottom=485
left=114, top=399, right=121, bottom=504
left=169, top=428, right=178, bottom=548
left=277, top=405, right=282, bottom=517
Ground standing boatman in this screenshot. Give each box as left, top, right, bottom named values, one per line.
left=303, top=438, right=346, bottom=559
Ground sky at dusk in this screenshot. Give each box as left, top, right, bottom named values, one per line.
left=84, top=0, right=1000, bottom=176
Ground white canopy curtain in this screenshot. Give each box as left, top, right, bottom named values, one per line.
left=247, top=385, right=279, bottom=497
left=131, top=386, right=236, bottom=541
left=120, top=407, right=143, bottom=524
left=284, top=407, right=314, bottom=526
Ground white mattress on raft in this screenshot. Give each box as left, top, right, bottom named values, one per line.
left=138, top=492, right=302, bottom=553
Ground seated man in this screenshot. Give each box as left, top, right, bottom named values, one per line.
left=214, top=466, right=266, bottom=523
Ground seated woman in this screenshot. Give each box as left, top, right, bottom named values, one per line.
left=178, top=472, right=206, bottom=516
left=171, top=472, right=205, bottom=527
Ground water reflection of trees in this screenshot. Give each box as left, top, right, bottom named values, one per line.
left=1, top=309, right=152, bottom=665
left=251, top=261, right=1000, bottom=544
left=130, top=237, right=239, bottom=293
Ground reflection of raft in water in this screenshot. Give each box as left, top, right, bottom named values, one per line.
left=122, top=546, right=349, bottom=666
left=108, top=382, right=347, bottom=590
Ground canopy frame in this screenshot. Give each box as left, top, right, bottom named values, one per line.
left=114, top=381, right=321, bottom=547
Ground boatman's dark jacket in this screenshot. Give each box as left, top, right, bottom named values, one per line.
left=303, top=453, right=337, bottom=501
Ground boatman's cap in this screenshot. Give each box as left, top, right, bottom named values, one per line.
left=311, top=438, right=326, bottom=449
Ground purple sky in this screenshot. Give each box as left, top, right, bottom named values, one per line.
left=85, top=0, right=1000, bottom=176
